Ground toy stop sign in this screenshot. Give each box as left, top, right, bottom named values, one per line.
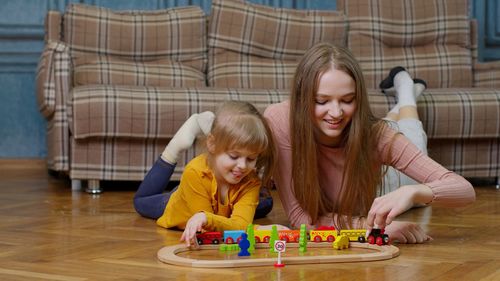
left=274, top=240, right=286, bottom=252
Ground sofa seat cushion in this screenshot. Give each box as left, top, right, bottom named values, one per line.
left=424, top=88, right=500, bottom=139
left=64, top=4, right=207, bottom=73
left=339, top=0, right=473, bottom=89
left=367, top=88, right=500, bottom=139
left=207, top=0, right=346, bottom=88
left=73, top=55, right=206, bottom=87
left=69, top=85, right=499, bottom=140
left=69, top=85, right=290, bottom=139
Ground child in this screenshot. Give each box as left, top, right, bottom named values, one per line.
left=134, top=101, right=276, bottom=246
left=263, top=43, right=475, bottom=243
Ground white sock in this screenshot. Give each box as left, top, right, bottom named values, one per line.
left=394, top=71, right=416, bottom=108
left=414, top=83, right=425, bottom=99
left=161, top=111, right=215, bottom=164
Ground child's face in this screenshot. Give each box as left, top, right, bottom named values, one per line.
left=314, top=68, right=357, bottom=146
left=212, top=148, right=260, bottom=185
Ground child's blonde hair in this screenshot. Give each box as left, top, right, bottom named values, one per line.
left=206, top=101, right=276, bottom=185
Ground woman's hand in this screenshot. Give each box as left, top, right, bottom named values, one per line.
left=366, top=184, right=433, bottom=231
left=180, top=212, right=207, bottom=246
left=384, top=221, right=432, bottom=244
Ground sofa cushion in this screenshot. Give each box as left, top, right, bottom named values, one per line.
left=207, top=0, right=346, bottom=88
left=63, top=4, right=207, bottom=74
left=69, top=85, right=500, bottom=140
left=73, top=55, right=206, bottom=87
left=338, top=0, right=473, bottom=89
left=69, top=85, right=290, bottom=139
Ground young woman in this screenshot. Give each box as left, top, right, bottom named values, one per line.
left=263, top=43, right=475, bottom=243
left=134, top=101, right=276, bottom=246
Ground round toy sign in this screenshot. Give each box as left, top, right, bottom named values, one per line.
left=274, top=240, right=286, bottom=252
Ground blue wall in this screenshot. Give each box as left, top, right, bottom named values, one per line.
left=0, top=0, right=496, bottom=158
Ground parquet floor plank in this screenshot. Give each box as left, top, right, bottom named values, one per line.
left=0, top=159, right=498, bottom=281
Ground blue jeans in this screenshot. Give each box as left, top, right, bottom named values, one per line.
left=133, top=157, right=178, bottom=219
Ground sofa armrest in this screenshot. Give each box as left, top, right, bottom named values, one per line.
left=473, top=60, right=500, bottom=88
left=36, top=41, right=71, bottom=118
left=36, top=41, right=72, bottom=172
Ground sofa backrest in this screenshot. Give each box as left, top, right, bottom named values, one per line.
left=338, top=0, right=473, bottom=89
left=63, top=4, right=207, bottom=87
left=207, top=0, right=347, bottom=89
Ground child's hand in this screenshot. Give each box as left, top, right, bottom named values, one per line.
left=180, top=212, right=207, bottom=247
left=256, top=224, right=290, bottom=231
left=384, top=221, right=432, bottom=244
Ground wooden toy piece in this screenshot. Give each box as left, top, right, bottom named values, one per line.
left=269, top=225, right=279, bottom=253
left=246, top=224, right=255, bottom=253
left=367, top=228, right=389, bottom=245
left=333, top=234, right=349, bottom=250
left=157, top=242, right=400, bottom=268
left=273, top=240, right=286, bottom=267
left=196, top=231, right=223, bottom=245
left=238, top=233, right=251, bottom=256
left=224, top=230, right=245, bottom=244
left=340, top=229, right=367, bottom=242
left=310, top=226, right=337, bottom=242
left=278, top=229, right=300, bottom=242
left=298, top=224, right=307, bottom=252
left=254, top=229, right=271, bottom=243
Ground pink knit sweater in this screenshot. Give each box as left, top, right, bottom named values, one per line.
left=264, top=101, right=475, bottom=228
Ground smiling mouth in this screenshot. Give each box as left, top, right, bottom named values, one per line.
left=232, top=171, right=243, bottom=178
left=325, top=119, right=342, bottom=125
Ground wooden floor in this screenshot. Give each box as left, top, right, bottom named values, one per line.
left=0, top=160, right=499, bottom=281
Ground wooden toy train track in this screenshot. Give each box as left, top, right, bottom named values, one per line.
left=157, top=242, right=399, bottom=268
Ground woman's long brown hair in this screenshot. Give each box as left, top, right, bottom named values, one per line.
left=290, top=43, right=385, bottom=229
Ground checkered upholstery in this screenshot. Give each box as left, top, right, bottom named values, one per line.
left=36, top=41, right=71, bottom=171
left=65, top=4, right=207, bottom=88
left=338, top=0, right=473, bottom=89
left=63, top=4, right=207, bottom=64
left=207, top=0, right=346, bottom=88
left=36, top=0, right=500, bottom=183
left=69, top=87, right=289, bottom=181
left=73, top=56, right=206, bottom=87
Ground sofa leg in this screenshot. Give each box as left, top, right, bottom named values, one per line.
left=496, top=177, right=499, bottom=190
left=86, top=179, right=102, bottom=194
left=71, top=179, right=82, bottom=191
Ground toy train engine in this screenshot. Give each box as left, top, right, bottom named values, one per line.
left=196, top=231, right=223, bottom=245
left=367, top=229, right=389, bottom=246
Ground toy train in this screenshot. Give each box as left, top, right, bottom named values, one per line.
left=196, top=226, right=389, bottom=246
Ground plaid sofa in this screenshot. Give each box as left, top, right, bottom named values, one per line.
left=37, top=0, right=500, bottom=192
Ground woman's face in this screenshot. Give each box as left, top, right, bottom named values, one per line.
left=314, top=67, right=357, bottom=146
